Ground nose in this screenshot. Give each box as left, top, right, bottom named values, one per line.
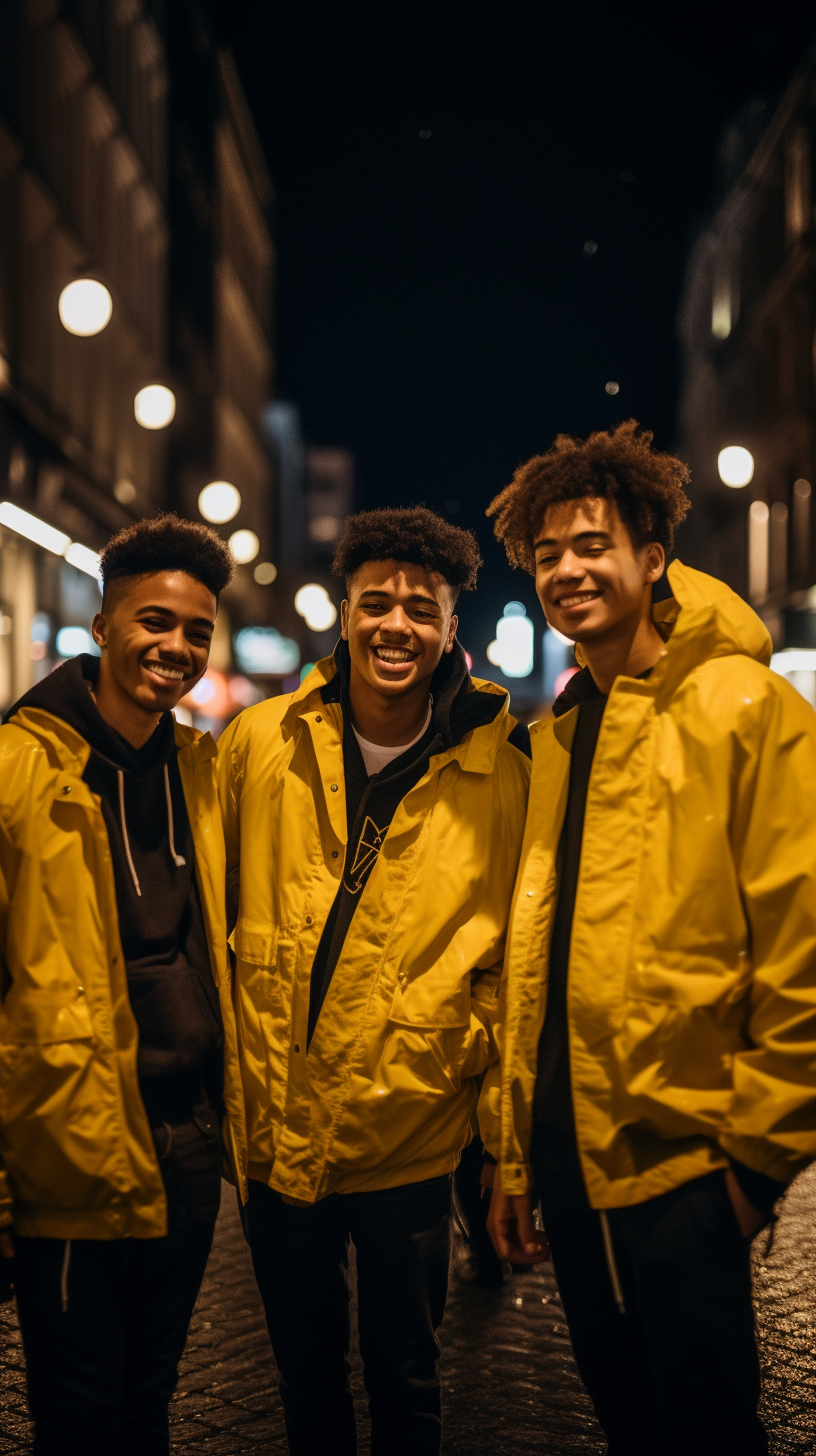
left=552, top=550, right=586, bottom=581
left=378, top=605, right=412, bottom=637
left=158, top=625, right=192, bottom=660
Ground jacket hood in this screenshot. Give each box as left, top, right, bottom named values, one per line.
left=5, top=652, right=176, bottom=775
left=573, top=561, right=772, bottom=699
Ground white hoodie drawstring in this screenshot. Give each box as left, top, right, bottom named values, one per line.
left=163, top=764, right=186, bottom=868
left=599, top=1211, right=626, bottom=1316
left=117, top=770, right=141, bottom=896
left=60, top=1239, right=71, bottom=1314
left=117, top=766, right=186, bottom=895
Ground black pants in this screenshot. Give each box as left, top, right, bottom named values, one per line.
left=14, top=1111, right=222, bottom=1456
left=246, top=1173, right=452, bottom=1456
left=536, top=1165, right=767, bottom=1456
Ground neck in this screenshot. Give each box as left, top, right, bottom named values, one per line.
left=579, top=599, right=665, bottom=696
left=348, top=667, right=431, bottom=747
left=91, top=658, right=162, bottom=749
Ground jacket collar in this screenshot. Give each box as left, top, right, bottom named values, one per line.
left=572, top=560, right=773, bottom=706
left=8, top=704, right=214, bottom=775
left=282, top=643, right=513, bottom=775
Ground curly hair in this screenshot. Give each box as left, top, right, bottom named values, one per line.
left=488, top=421, right=691, bottom=572
left=99, top=513, right=234, bottom=600
left=332, top=506, right=482, bottom=592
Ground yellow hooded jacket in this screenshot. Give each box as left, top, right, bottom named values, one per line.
left=217, top=656, right=531, bottom=1203
left=480, top=562, right=816, bottom=1208
left=0, top=709, right=248, bottom=1238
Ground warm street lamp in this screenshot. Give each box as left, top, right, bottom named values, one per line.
left=254, top=561, right=278, bottom=585
left=58, top=279, right=112, bottom=337
left=198, top=481, right=240, bottom=523
left=717, top=446, right=754, bottom=488
left=134, top=384, right=176, bottom=430
left=229, top=528, right=260, bottom=564
left=294, top=582, right=337, bottom=631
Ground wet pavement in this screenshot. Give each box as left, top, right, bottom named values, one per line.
left=2, top=1164, right=816, bottom=1453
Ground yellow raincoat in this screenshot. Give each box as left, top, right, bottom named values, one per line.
left=480, top=562, right=816, bottom=1208
left=217, top=656, right=531, bottom=1203
left=0, top=709, right=247, bottom=1238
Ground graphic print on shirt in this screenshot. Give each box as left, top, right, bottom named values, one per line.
left=344, top=815, right=389, bottom=894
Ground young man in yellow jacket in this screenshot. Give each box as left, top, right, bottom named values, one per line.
left=483, top=422, right=816, bottom=1456
left=0, top=515, right=247, bottom=1454
left=218, top=506, right=531, bottom=1456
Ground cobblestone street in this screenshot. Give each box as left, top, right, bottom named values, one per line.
left=2, top=1166, right=816, bottom=1454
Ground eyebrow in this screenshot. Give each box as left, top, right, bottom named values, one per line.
left=358, top=590, right=440, bottom=607
left=534, top=530, right=613, bottom=549
left=137, top=605, right=215, bottom=628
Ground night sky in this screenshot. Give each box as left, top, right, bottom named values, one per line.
left=214, top=1, right=814, bottom=681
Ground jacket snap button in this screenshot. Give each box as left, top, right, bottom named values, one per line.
left=61, top=785, right=72, bottom=795
left=315, top=715, right=322, bottom=722
left=76, top=985, right=84, bottom=996
left=294, top=1043, right=301, bottom=1053
left=330, top=783, right=338, bottom=792
left=527, top=890, right=534, bottom=897
left=331, top=850, right=339, bottom=859
left=305, top=916, right=312, bottom=925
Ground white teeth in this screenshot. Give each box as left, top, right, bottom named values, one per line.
left=145, top=663, right=184, bottom=680
left=559, top=592, right=599, bottom=608
left=375, top=648, right=413, bottom=662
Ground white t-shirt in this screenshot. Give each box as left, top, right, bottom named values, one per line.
left=352, top=702, right=433, bottom=777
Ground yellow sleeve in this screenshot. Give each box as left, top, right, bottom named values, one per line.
left=216, top=715, right=244, bottom=938
left=720, top=678, right=816, bottom=1183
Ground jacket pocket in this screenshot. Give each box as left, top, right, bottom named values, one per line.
left=2, top=995, right=94, bottom=1045
left=387, top=972, right=471, bottom=1029
left=230, top=922, right=281, bottom=966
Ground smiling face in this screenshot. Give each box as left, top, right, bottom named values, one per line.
left=534, top=497, right=664, bottom=644
left=341, top=559, right=458, bottom=704
left=92, top=570, right=216, bottom=726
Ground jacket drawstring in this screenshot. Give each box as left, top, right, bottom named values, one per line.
left=599, top=1211, right=626, bottom=1316
left=117, top=766, right=186, bottom=895
left=60, top=1238, right=71, bottom=1314
left=163, top=764, right=186, bottom=868
left=117, top=770, right=141, bottom=896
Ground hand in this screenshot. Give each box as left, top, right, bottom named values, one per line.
left=487, top=1188, right=550, bottom=1265
left=724, top=1169, right=766, bottom=1240
left=0, top=1231, right=14, bottom=1260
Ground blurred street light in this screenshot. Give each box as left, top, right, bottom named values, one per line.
left=229, top=529, right=259, bottom=564
left=489, top=602, right=534, bottom=678
left=198, top=481, right=240, bottom=523
left=134, top=384, right=176, bottom=430
left=254, top=561, right=278, bottom=585
left=0, top=501, right=69, bottom=556
left=64, top=542, right=101, bottom=578
left=718, top=446, right=754, bottom=488
left=58, top=279, right=112, bottom=337
left=294, top=582, right=337, bottom=632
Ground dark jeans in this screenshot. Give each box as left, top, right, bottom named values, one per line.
left=535, top=1165, right=767, bottom=1456
left=246, top=1172, right=452, bottom=1456
left=14, top=1110, right=222, bottom=1456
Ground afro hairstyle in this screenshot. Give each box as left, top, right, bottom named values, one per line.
left=99, top=512, right=234, bottom=601
left=332, top=506, right=482, bottom=594
left=488, top=420, right=691, bottom=572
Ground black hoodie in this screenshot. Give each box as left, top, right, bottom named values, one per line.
left=307, top=640, right=530, bottom=1044
left=6, top=655, right=223, bottom=1125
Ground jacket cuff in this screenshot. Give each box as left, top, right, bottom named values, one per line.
left=728, top=1158, right=786, bottom=1218
left=498, top=1161, right=533, bottom=1195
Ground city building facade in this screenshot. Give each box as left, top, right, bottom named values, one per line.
left=0, top=0, right=275, bottom=715
left=678, top=45, right=816, bottom=705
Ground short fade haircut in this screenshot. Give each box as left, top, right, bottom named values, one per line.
left=488, top=420, right=691, bottom=571
left=99, top=512, right=234, bottom=602
left=332, top=506, right=482, bottom=595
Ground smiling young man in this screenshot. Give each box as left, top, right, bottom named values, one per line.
left=481, top=422, right=816, bottom=1455
left=0, top=514, right=247, bottom=1455
left=218, top=506, right=531, bottom=1456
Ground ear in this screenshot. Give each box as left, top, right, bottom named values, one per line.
left=340, top=599, right=350, bottom=640
left=644, top=543, right=665, bottom=585
left=444, top=614, right=458, bottom=653
left=91, top=612, right=107, bottom=650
